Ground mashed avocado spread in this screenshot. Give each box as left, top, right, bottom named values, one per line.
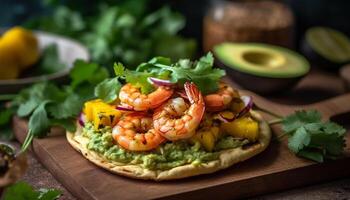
left=83, top=123, right=249, bottom=170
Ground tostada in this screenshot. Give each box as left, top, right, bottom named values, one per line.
left=66, top=53, right=271, bottom=180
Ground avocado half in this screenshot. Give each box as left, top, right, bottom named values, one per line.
left=214, top=43, right=310, bottom=94
left=301, top=27, right=350, bottom=69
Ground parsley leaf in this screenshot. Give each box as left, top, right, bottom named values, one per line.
left=282, top=110, right=346, bottom=162
left=3, top=181, right=61, bottom=200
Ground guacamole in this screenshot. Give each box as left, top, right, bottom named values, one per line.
left=82, top=123, right=249, bottom=170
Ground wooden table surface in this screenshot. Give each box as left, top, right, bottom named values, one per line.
left=5, top=67, right=350, bottom=199
left=8, top=141, right=349, bottom=200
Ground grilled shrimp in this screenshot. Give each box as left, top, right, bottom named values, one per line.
left=153, top=82, right=205, bottom=141
left=204, top=83, right=238, bottom=112
left=119, top=83, right=173, bottom=111
left=112, top=113, right=165, bottom=151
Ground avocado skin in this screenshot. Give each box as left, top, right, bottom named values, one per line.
left=301, top=38, right=345, bottom=70
left=216, top=59, right=302, bottom=94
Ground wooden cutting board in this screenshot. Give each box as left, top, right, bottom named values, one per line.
left=13, top=69, right=350, bottom=200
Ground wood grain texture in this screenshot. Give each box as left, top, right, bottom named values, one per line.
left=13, top=94, right=350, bottom=200
left=13, top=70, right=350, bottom=200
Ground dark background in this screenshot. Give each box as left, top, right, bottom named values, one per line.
left=1, top=0, right=350, bottom=51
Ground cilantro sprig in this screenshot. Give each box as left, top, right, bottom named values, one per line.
left=262, top=109, right=346, bottom=163
left=94, top=53, right=226, bottom=103
left=282, top=110, right=346, bottom=162
left=3, top=181, right=61, bottom=200
left=3, top=60, right=109, bottom=152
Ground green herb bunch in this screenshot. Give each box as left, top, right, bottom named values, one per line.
left=25, top=0, right=196, bottom=68
left=261, top=108, right=347, bottom=162
left=0, top=60, right=108, bottom=152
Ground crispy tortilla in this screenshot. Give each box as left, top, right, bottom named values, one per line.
left=66, top=110, right=271, bottom=181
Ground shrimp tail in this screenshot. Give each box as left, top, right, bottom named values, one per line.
left=184, top=82, right=203, bottom=104
left=184, top=82, right=205, bottom=120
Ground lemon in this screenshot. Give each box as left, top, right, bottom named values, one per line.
left=0, top=41, right=20, bottom=79
left=1, top=27, right=40, bottom=69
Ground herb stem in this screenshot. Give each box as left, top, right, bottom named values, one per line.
left=0, top=94, right=17, bottom=101
left=254, top=104, right=283, bottom=119
left=274, top=132, right=288, bottom=141
left=21, top=130, right=34, bottom=153
left=268, top=118, right=283, bottom=125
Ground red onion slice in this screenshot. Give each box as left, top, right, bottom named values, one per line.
left=217, top=113, right=235, bottom=123
left=78, top=112, right=86, bottom=126
left=148, top=77, right=174, bottom=87
left=217, top=95, right=253, bottom=123
left=236, top=96, right=253, bottom=118
left=116, top=104, right=135, bottom=111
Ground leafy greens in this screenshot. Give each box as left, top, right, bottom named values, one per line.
left=2, top=181, right=61, bottom=200
left=281, top=110, right=346, bottom=162
left=9, top=60, right=109, bottom=152
left=94, top=53, right=226, bottom=103
left=24, top=0, right=196, bottom=67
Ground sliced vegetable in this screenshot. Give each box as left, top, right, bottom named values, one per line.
left=78, top=113, right=86, bottom=127
left=148, top=77, right=174, bottom=87
left=217, top=96, right=254, bottom=123
left=116, top=104, right=135, bottom=112
left=237, top=96, right=253, bottom=118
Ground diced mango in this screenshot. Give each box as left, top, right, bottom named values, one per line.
left=191, top=126, right=221, bottom=151
left=83, top=99, right=103, bottom=121
left=93, top=109, right=121, bottom=130
left=211, top=126, right=220, bottom=141
left=220, top=117, right=259, bottom=142
left=83, top=99, right=121, bottom=130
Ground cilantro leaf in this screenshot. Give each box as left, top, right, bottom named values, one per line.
left=282, top=110, right=321, bottom=133
left=0, top=104, right=14, bottom=140
left=50, top=118, right=77, bottom=133
left=17, top=98, right=40, bottom=117
left=36, top=44, right=64, bottom=74
left=47, top=94, right=82, bottom=119
left=94, top=78, right=122, bottom=103
left=29, top=101, right=51, bottom=138
left=153, top=53, right=226, bottom=94
left=70, top=60, right=109, bottom=89
left=3, top=181, right=61, bottom=200
left=288, top=126, right=311, bottom=153
left=114, top=62, right=155, bottom=94
left=131, top=53, right=225, bottom=94
left=282, top=110, right=346, bottom=162
left=298, top=149, right=324, bottom=163
left=38, top=188, right=62, bottom=200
